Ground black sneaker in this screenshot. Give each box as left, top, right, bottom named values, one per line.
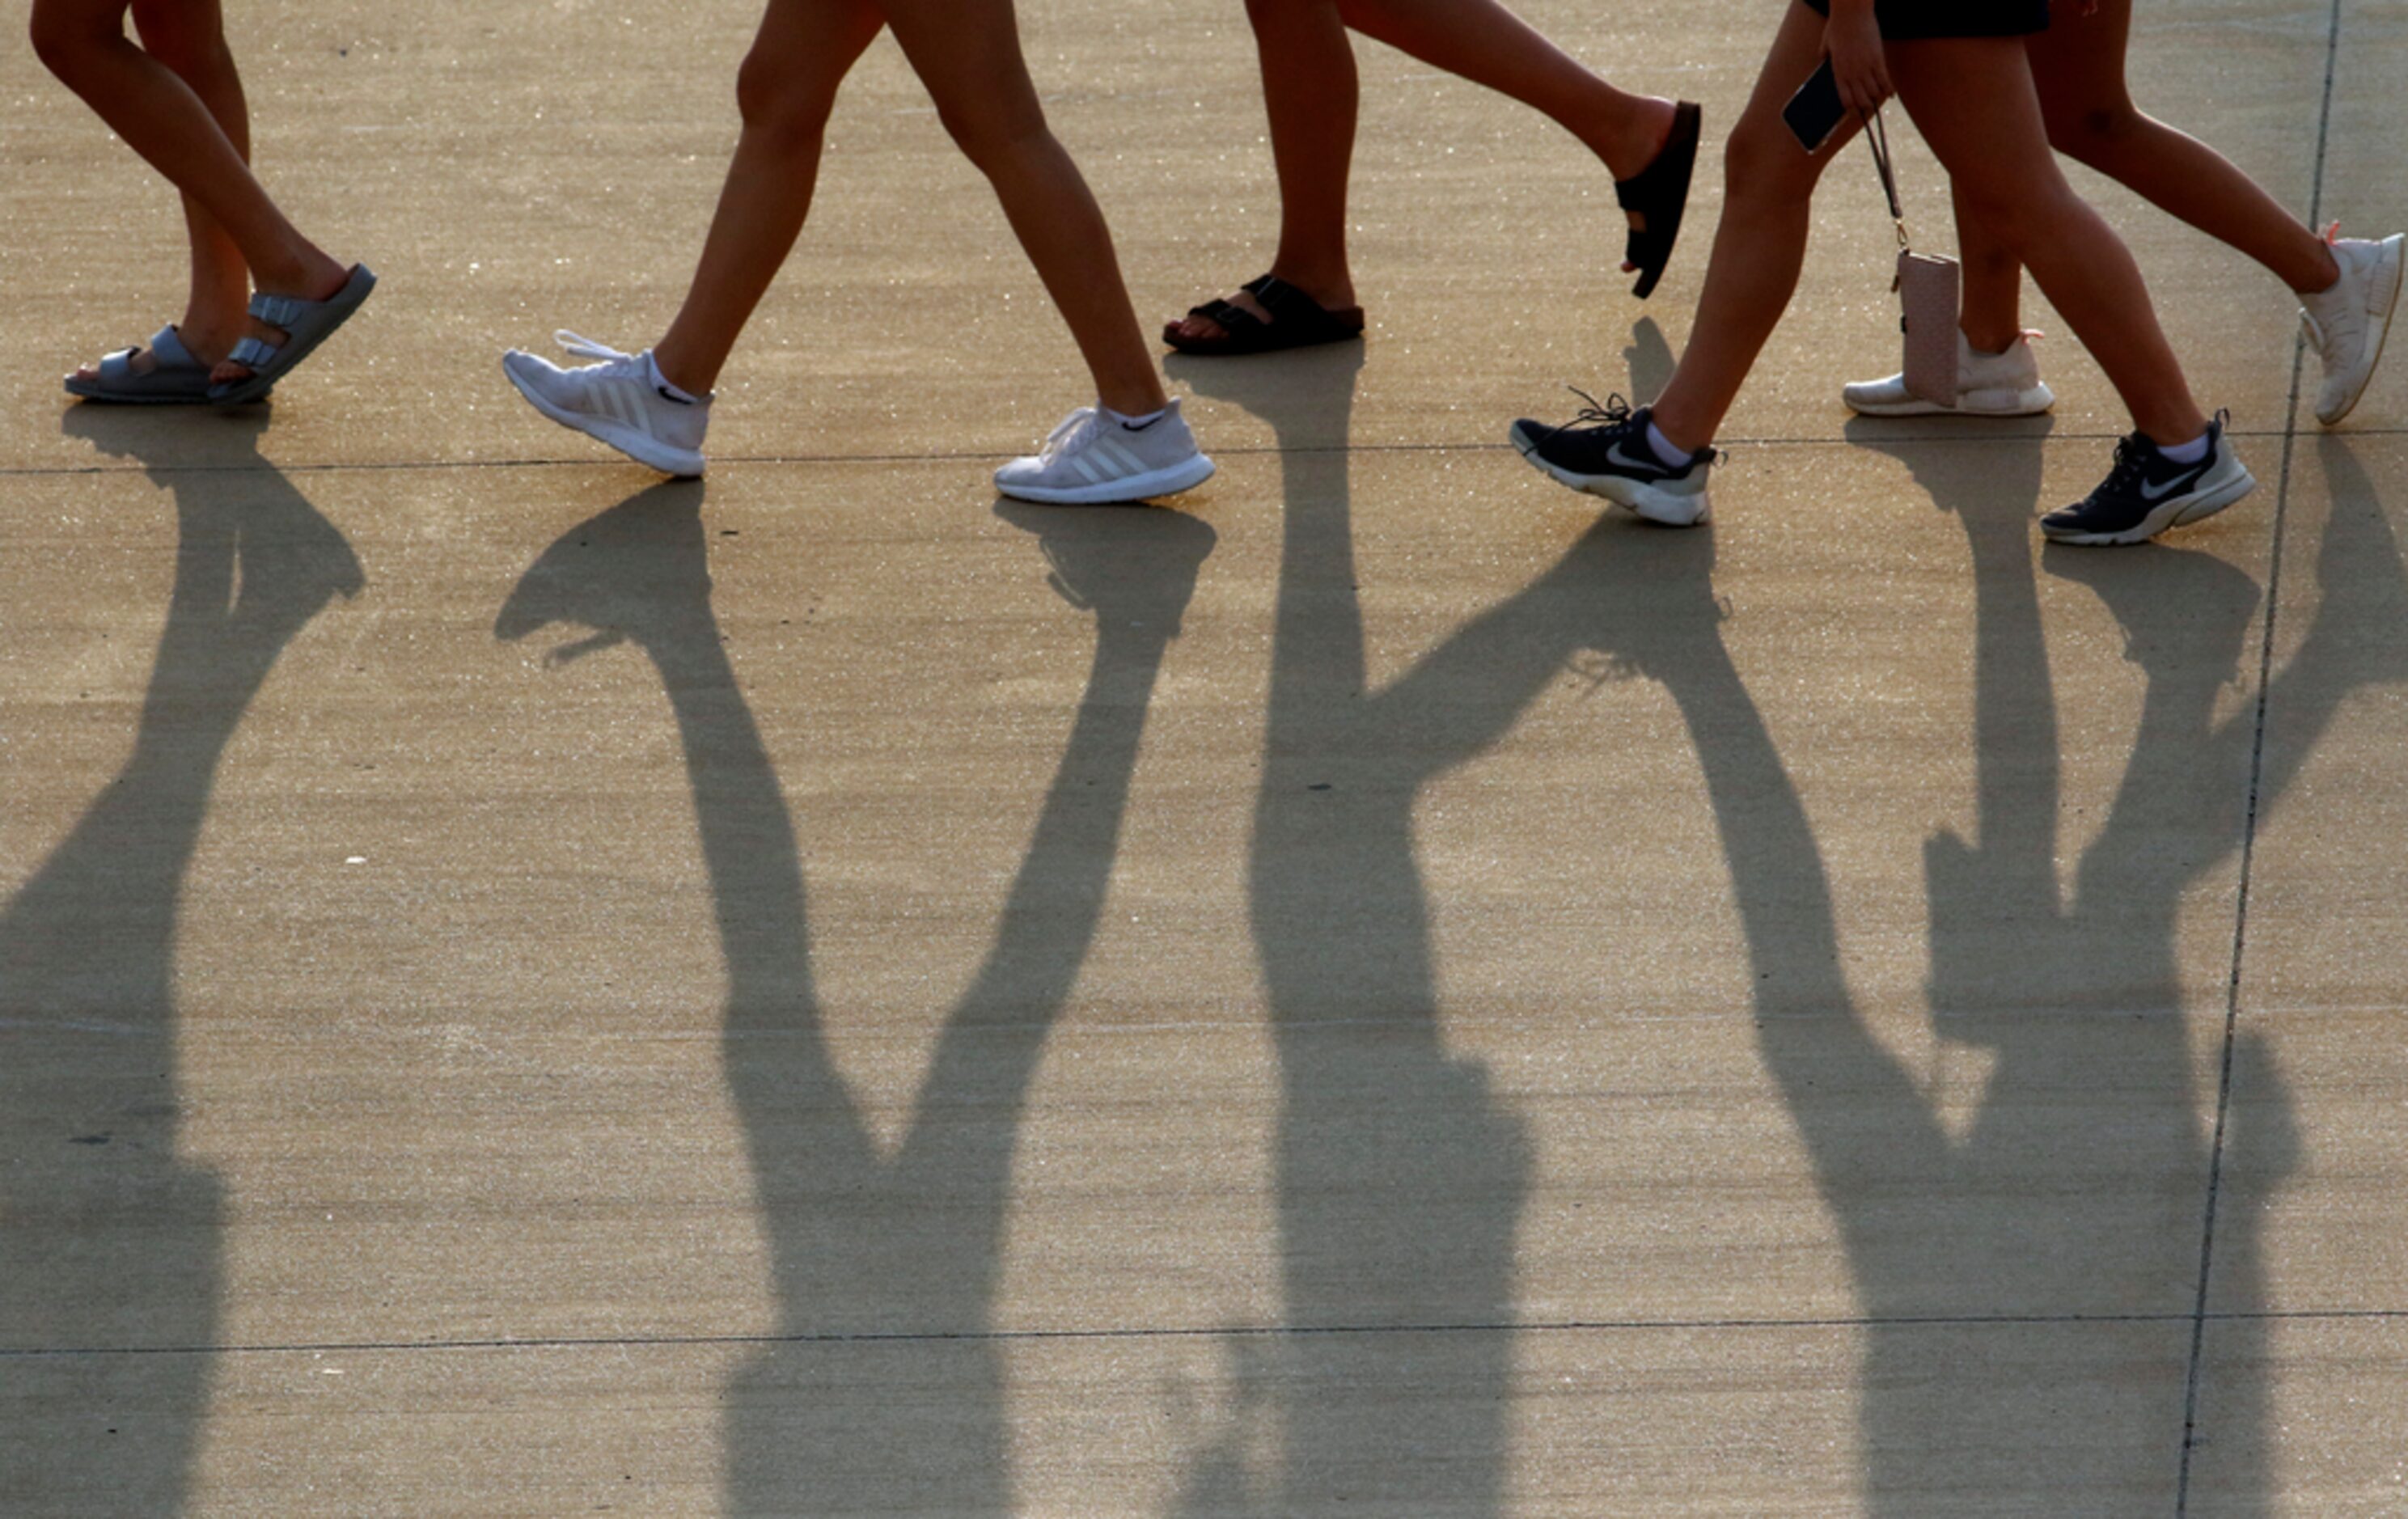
left=2040, top=412, right=2256, bottom=546
left=1508, top=390, right=1714, bottom=526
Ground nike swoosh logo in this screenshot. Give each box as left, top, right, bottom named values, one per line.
left=2139, top=468, right=2203, bottom=501
left=1606, top=441, right=1662, bottom=473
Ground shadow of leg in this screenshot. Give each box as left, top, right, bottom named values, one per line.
left=500, top=484, right=1213, bottom=1513
left=1, top=408, right=360, bottom=1513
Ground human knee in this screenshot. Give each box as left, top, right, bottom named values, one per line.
left=2044, top=97, right=2144, bottom=167
left=935, top=95, right=1049, bottom=178
left=133, top=19, right=227, bottom=79
left=1722, top=115, right=1815, bottom=208
left=28, top=1, right=108, bottom=82
left=734, top=47, right=832, bottom=150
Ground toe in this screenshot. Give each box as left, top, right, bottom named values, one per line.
left=74, top=346, right=162, bottom=383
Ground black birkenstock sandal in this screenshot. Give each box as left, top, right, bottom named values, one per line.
left=1163, top=273, right=1365, bottom=356
left=1615, top=101, right=1701, bottom=301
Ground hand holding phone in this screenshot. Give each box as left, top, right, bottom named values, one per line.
left=1782, top=56, right=1846, bottom=154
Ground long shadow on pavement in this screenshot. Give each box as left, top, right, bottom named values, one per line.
left=1159, top=353, right=2386, bottom=1509
left=1171, top=344, right=1578, bottom=1515
left=497, top=480, right=1211, bottom=1514
left=0, top=408, right=362, bottom=1516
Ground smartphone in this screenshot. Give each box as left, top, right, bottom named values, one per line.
left=1783, top=55, right=1846, bottom=154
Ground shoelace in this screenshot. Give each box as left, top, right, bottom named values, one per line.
left=553, top=330, right=639, bottom=366
left=1554, top=384, right=1716, bottom=466
left=1559, top=386, right=1635, bottom=431
left=2101, top=435, right=2153, bottom=497
left=1039, top=406, right=1101, bottom=461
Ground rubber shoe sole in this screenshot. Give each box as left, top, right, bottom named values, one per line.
left=502, top=355, right=705, bottom=477
left=1509, top=421, right=1710, bottom=527
left=2042, top=462, right=2258, bottom=547
left=1843, top=381, right=2056, bottom=419
left=2317, top=237, right=2403, bottom=426
left=995, top=451, right=1216, bottom=506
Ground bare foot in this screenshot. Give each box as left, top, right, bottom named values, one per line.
left=70, top=322, right=242, bottom=383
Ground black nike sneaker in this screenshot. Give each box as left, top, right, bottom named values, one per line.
left=2040, top=412, right=2255, bottom=546
left=1508, top=390, right=1715, bottom=526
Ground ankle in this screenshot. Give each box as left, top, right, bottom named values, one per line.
left=2140, top=413, right=2210, bottom=452
left=1645, top=405, right=1708, bottom=458
left=2296, top=240, right=2344, bottom=297
left=1594, top=95, right=1677, bottom=181
left=1959, top=323, right=2021, bottom=357
left=650, top=350, right=713, bottom=399
left=252, top=248, right=345, bottom=299
left=1263, top=259, right=1353, bottom=311
left=1098, top=384, right=1168, bottom=419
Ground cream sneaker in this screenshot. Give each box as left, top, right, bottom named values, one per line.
left=1842, top=331, right=2055, bottom=418
left=2300, top=232, right=2404, bottom=426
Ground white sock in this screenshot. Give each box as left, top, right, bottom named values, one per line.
left=645, top=352, right=702, bottom=405
left=1105, top=404, right=1168, bottom=430
left=2158, top=429, right=2212, bottom=465
left=1645, top=420, right=1695, bottom=468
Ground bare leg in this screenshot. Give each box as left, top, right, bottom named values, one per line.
left=1258, top=0, right=1360, bottom=312
left=1646, top=3, right=1853, bottom=451
left=1953, top=0, right=2338, bottom=348
left=651, top=0, right=886, bottom=396
left=878, top=0, right=1167, bottom=416
left=1174, top=0, right=1678, bottom=341
left=1892, top=36, right=2205, bottom=445
left=1335, top=0, right=1674, bottom=179
left=67, top=0, right=252, bottom=379
left=1953, top=178, right=2027, bottom=355
left=30, top=0, right=349, bottom=384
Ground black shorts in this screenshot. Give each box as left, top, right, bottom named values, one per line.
left=1799, top=0, right=2049, bottom=39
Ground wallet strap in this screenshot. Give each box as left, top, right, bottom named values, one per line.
left=1864, top=108, right=1911, bottom=255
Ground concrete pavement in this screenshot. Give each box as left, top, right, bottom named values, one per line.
left=4, top=0, right=2406, bottom=1512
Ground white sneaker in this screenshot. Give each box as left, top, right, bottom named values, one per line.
left=502, top=332, right=710, bottom=476
left=2300, top=232, right=2404, bottom=426
left=1841, top=331, right=2055, bottom=417
left=994, top=399, right=1215, bottom=505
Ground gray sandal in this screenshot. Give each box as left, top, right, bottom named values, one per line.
left=208, top=264, right=377, bottom=405
left=64, top=324, right=218, bottom=404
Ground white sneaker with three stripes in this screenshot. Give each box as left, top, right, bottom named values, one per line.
left=995, top=399, right=1214, bottom=505
left=502, top=332, right=710, bottom=477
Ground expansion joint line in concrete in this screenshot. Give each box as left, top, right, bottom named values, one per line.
left=6, top=1305, right=2407, bottom=1363
left=2175, top=0, right=2347, bottom=1510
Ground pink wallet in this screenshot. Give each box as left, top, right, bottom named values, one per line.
left=1898, top=250, right=1962, bottom=408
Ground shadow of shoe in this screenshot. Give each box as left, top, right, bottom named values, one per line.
left=60, top=396, right=364, bottom=628
left=1167, top=341, right=1368, bottom=446
left=493, top=480, right=711, bottom=661
left=2042, top=539, right=2264, bottom=681
left=992, top=498, right=1217, bottom=639
left=1842, top=413, right=2057, bottom=520
left=60, top=397, right=284, bottom=474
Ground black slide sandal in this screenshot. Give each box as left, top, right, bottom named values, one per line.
left=1163, top=273, right=1366, bottom=356
left=1615, top=101, right=1701, bottom=301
